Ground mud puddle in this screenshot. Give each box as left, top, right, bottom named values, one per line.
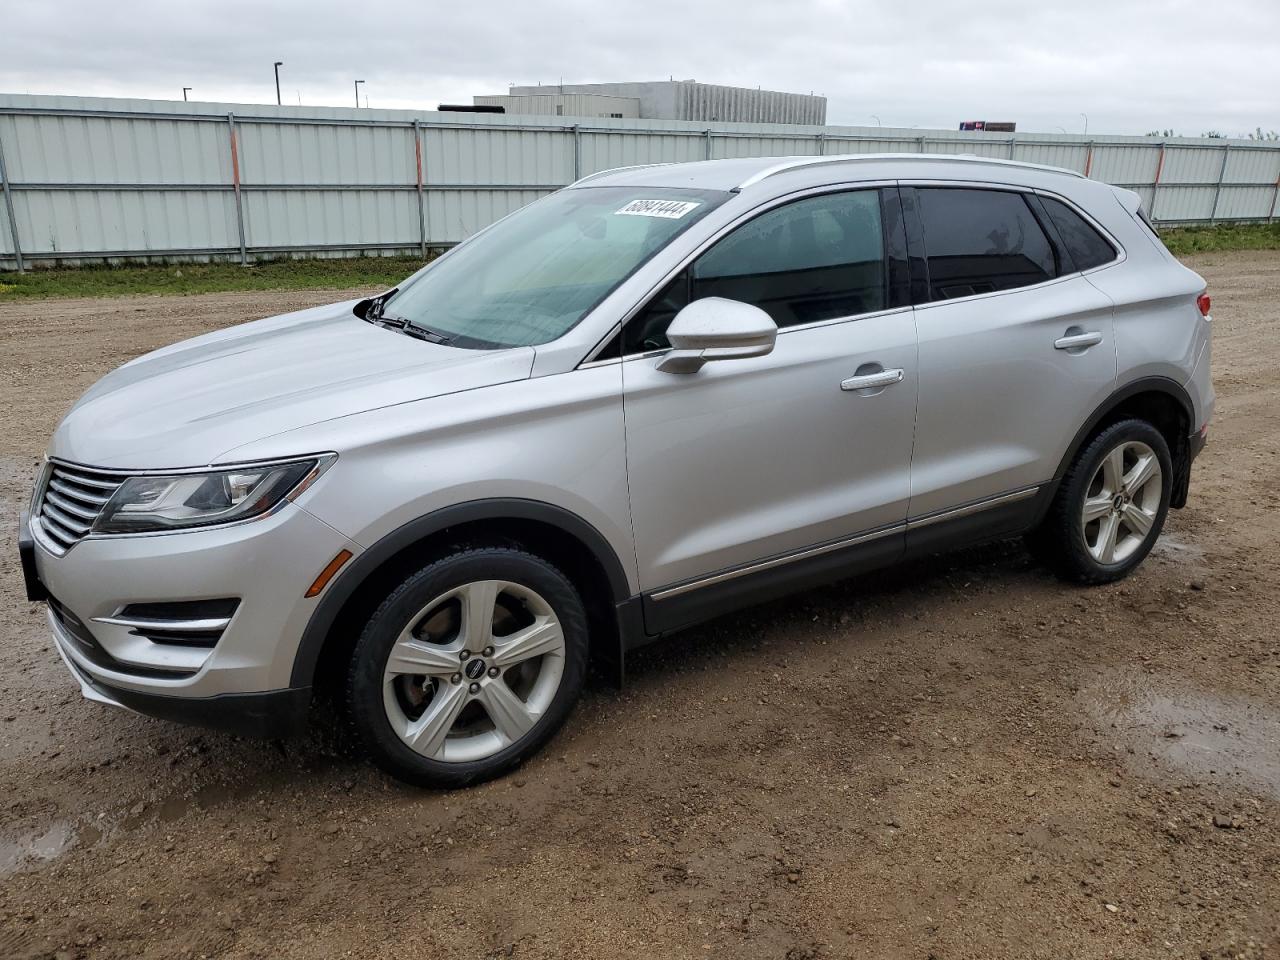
left=0, top=820, right=77, bottom=875
left=1082, top=673, right=1280, bottom=799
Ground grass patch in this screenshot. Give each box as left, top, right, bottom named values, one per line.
left=0, top=256, right=434, bottom=301
left=1, top=223, right=1277, bottom=300
left=1161, top=222, right=1280, bottom=256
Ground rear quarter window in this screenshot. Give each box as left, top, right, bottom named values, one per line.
left=1040, top=196, right=1119, bottom=272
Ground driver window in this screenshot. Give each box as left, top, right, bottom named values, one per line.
left=620, top=189, right=886, bottom=355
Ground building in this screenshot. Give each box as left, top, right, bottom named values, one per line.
left=473, top=80, right=826, bottom=125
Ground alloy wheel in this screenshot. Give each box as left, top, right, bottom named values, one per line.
left=381, top=580, right=566, bottom=763
left=1080, top=439, right=1163, bottom=565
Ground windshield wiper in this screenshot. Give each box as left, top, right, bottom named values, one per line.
left=379, top=311, right=454, bottom=345
left=357, top=292, right=455, bottom=344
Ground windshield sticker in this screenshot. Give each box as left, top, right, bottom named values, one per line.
left=614, top=199, right=702, bottom=219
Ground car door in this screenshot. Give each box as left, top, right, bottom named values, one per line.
left=616, top=187, right=919, bottom=633
left=903, top=184, right=1118, bottom=531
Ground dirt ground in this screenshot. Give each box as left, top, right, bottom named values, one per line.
left=1, top=254, right=1278, bottom=960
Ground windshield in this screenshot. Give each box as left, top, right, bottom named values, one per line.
left=381, top=186, right=726, bottom=348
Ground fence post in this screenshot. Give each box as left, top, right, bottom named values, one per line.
left=916, top=136, right=926, bottom=154
left=0, top=123, right=23, bottom=273
left=1007, top=137, right=1016, bottom=160
left=571, top=124, right=581, bottom=181
left=1209, top=143, right=1231, bottom=224
left=1270, top=172, right=1280, bottom=223
left=1083, top=141, right=1095, bottom=178
left=816, top=132, right=826, bottom=156
left=413, top=119, right=427, bottom=258
left=1150, top=142, right=1167, bottom=221
left=704, top=128, right=713, bottom=160
left=227, top=113, right=248, bottom=265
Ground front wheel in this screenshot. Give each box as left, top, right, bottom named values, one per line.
left=346, top=547, right=588, bottom=788
left=1029, top=418, right=1172, bottom=584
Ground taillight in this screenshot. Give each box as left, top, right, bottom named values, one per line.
left=1197, top=293, right=1211, bottom=317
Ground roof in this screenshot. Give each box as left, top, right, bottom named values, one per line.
left=570, top=153, right=1087, bottom=194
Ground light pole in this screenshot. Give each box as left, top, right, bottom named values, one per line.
left=871, top=114, right=882, bottom=127
left=274, top=62, right=283, bottom=106
left=182, top=87, right=191, bottom=102
left=355, top=79, right=364, bottom=108
left=1080, top=112, right=1088, bottom=135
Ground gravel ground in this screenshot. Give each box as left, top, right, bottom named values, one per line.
left=1, top=255, right=1278, bottom=960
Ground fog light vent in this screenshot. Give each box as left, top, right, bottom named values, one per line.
left=94, top=599, right=239, bottom=648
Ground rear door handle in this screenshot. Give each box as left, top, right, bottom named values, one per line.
left=841, top=368, right=904, bottom=391
left=1054, top=331, right=1103, bottom=351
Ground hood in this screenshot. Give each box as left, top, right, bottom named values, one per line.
left=51, top=299, right=536, bottom=469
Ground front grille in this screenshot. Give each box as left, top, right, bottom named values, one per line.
left=35, top=462, right=125, bottom=553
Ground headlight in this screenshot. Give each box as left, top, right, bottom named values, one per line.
left=94, top=456, right=332, bottom=534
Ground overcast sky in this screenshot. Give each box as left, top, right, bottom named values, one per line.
left=3, top=0, right=1277, bottom=137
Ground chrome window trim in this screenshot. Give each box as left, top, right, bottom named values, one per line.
left=648, top=484, right=1041, bottom=601
left=776, top=303, right=913, bottom=337
left=900, top=179, right=1128, bottom=312
left=579, top=176, right=1128, bottom=364
left=578, top=323, right=623, bottom=368
left=578, top=180, right=900, bottom=366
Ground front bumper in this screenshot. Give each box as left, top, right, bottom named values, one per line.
left=27, top=500, right=359, bottom=734
left=51, top=621, right=311, bottom=737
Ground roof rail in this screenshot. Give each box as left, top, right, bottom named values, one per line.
left=570, top=162, right=671, bottom=187
left=733, top=153, right=1085, bottom=191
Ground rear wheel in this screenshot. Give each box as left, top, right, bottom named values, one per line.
left=1030, top=419, right=1172, bottom=584
left=346, top=547, right=588, bottom=788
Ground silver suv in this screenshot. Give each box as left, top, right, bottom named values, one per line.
left=20, top=154, right=1214, bottom=787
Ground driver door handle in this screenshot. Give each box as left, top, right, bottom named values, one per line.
left=1054, top=331, right=1103, bottom=351
left=841, top=368, right=904, bottom=391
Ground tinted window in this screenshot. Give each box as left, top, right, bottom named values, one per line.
left=622, top=190, right=886, bottom=353
left=917, top=188, right=1057, bottom=300
left=1040, top=196, right=1118, bottom=272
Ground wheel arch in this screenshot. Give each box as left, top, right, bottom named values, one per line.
left=292, top=499, right=635, bottom=696
left=1051, top=376, right=1194, bottom=510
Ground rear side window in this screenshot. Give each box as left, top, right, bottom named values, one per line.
left=916, top=188, right=1056, bottom=300
left=1040, top=196, right=1118, bottom=272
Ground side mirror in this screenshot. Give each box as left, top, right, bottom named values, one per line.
left=655, top=298, right=778, bottom=374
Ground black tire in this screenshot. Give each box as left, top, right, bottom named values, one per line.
left=1028, top=418, right=1172, bottom=584
left=346, top=546, right=588, bottom=788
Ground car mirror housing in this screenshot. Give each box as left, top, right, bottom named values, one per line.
left=655, top=298, right=778, bottom=374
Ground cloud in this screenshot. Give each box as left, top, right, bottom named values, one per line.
left=3, top=0, right=1277, bottom=136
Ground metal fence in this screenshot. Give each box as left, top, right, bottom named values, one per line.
left=2, top=93, right=1279, bottom=271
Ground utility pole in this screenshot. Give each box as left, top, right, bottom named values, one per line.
left=182, top=87, right=191, bottom=102
left=274, top=62, right=283, bottom=106
left=354, top=79, right=364, bottom=108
